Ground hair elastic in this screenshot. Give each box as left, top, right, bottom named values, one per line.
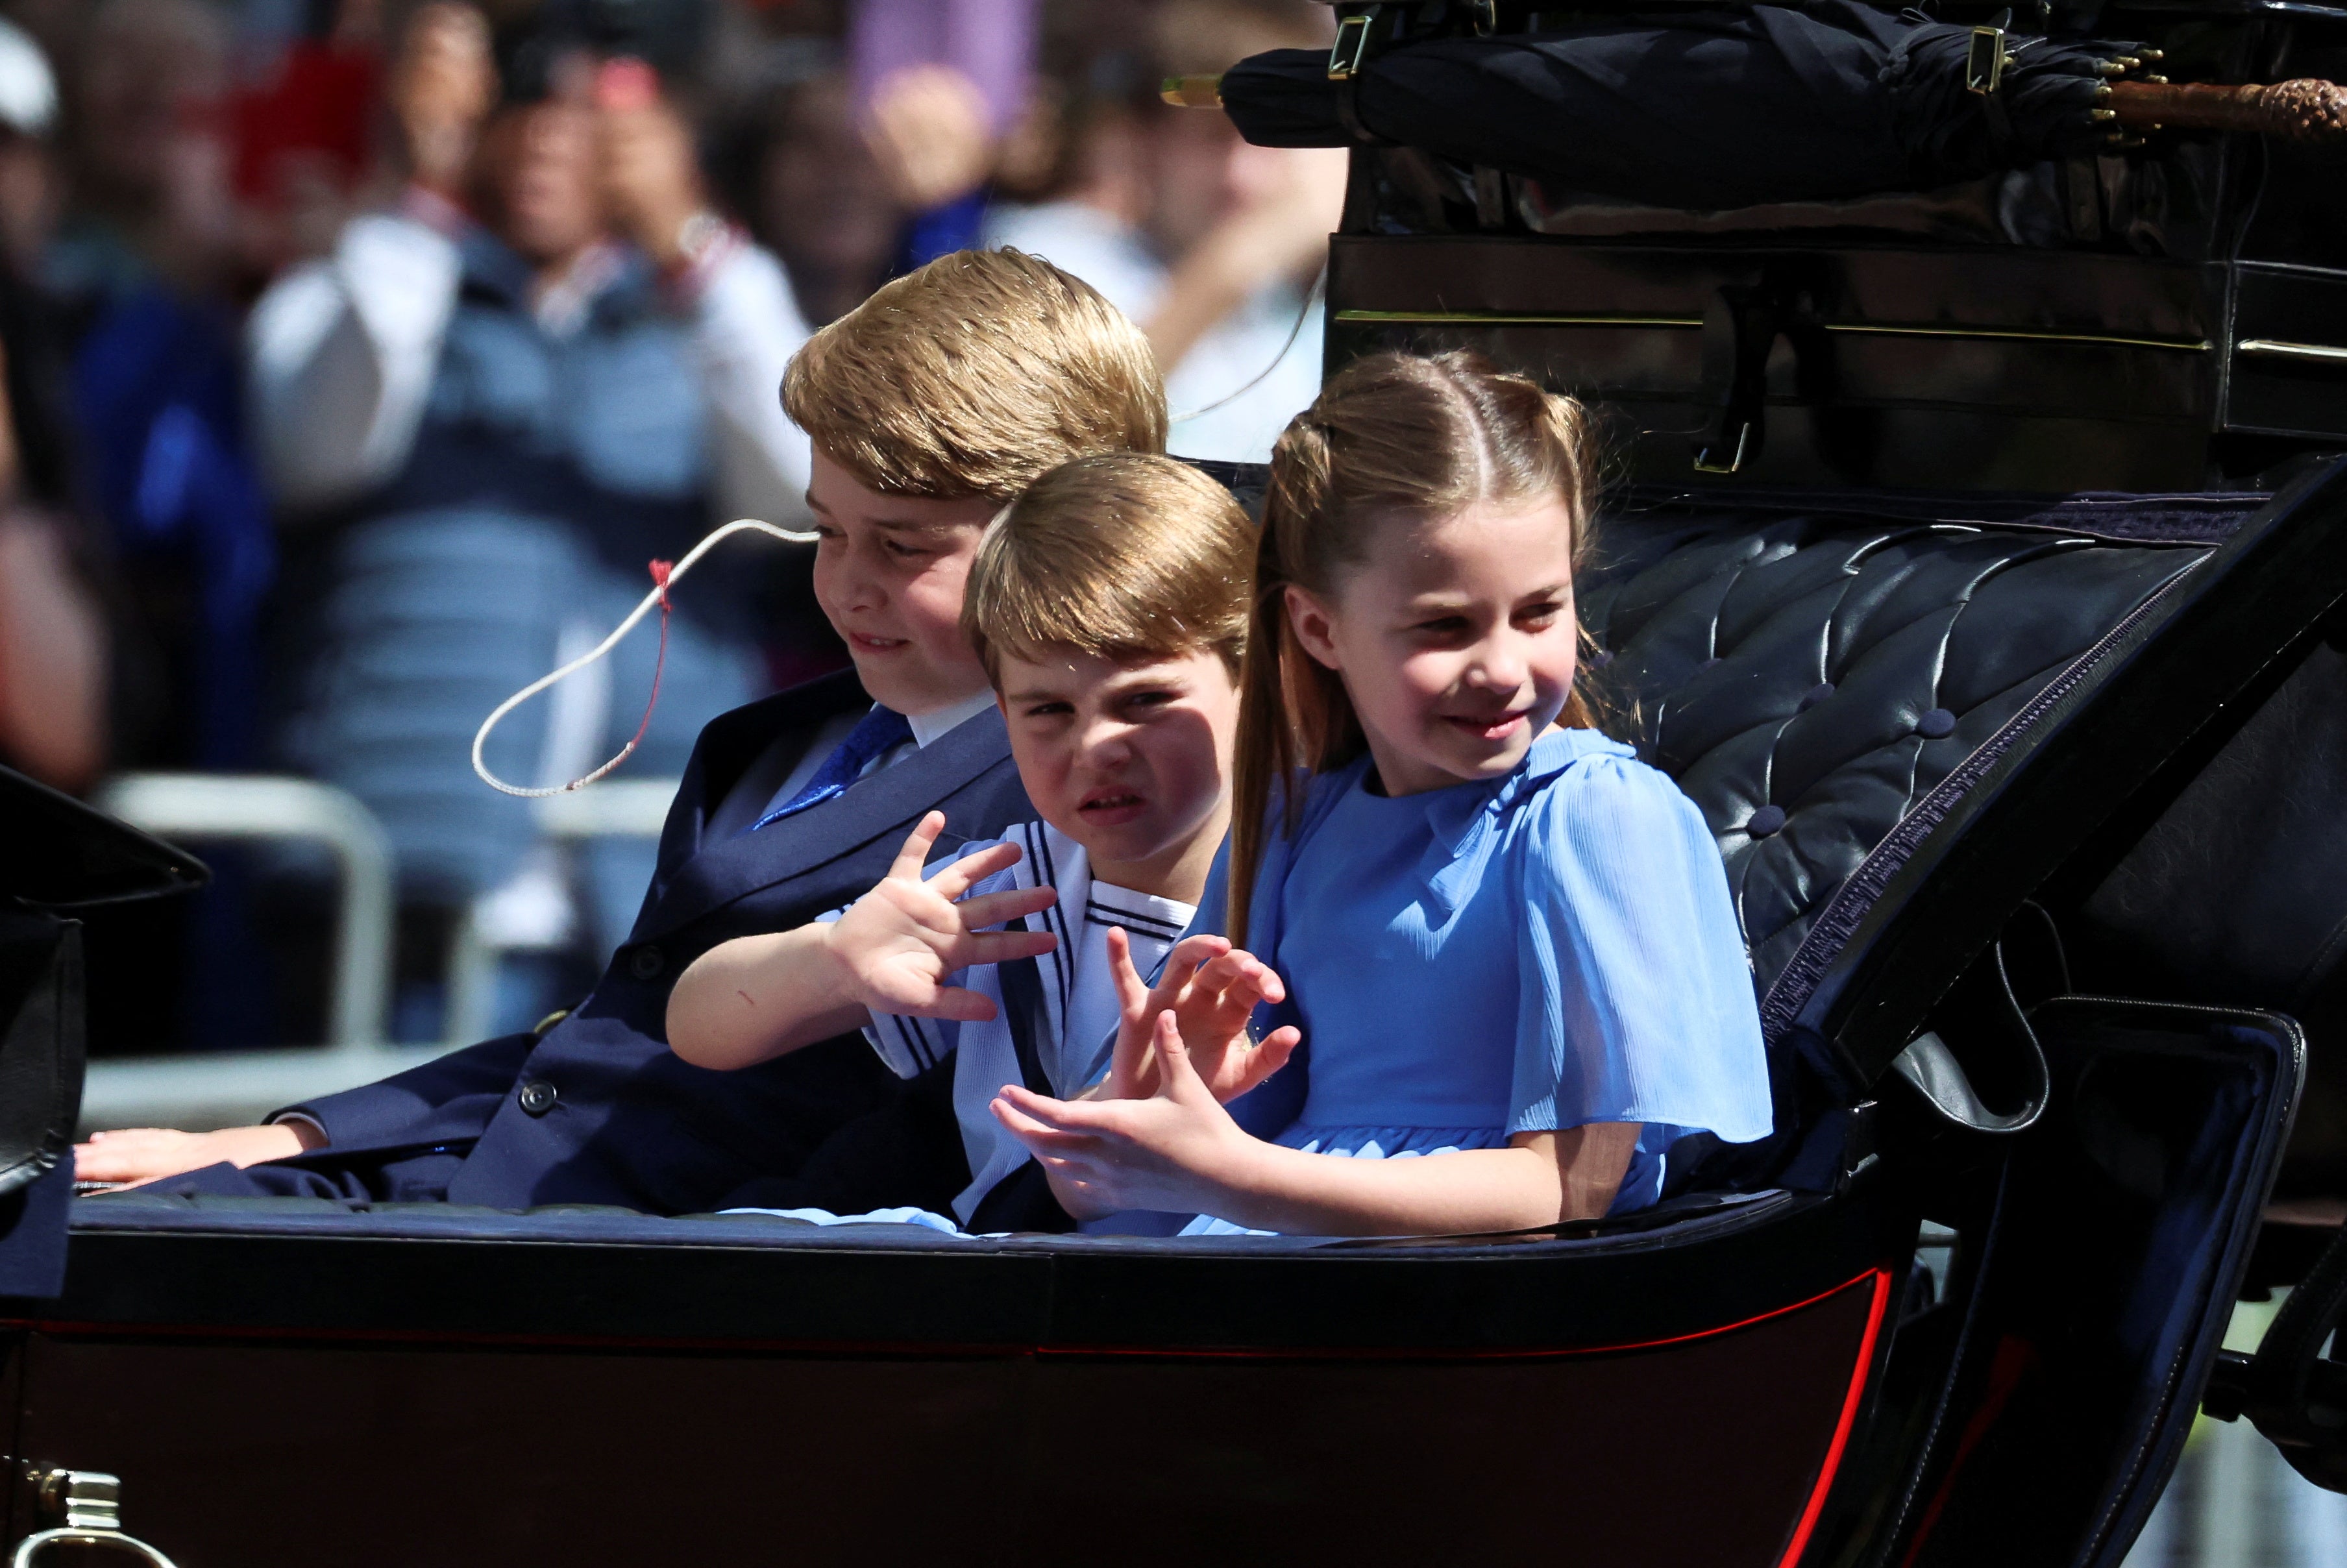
left=471, top=517, right=818, bottom=798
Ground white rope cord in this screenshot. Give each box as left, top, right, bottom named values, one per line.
left=1169, top=264, right=1327, bottom=425
left=471, top=517, right=818, bottom=798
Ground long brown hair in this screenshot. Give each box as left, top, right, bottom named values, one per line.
left=1229, top=350, right=1602, bottom=948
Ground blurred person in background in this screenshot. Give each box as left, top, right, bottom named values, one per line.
left=0, top=0, right=291, bottom=1057
left=0, top=14, right=104, bottom=794
left=719, top=52, right=894, bottom=328
left=0, top=346, right=104, bottom=794
left=225, top=0, right=389, bottom=275
left=246, top=0, right=817, bottom=1036
left=982, top=0, right=1342, bottom=465
left=851, top=0, right=1032, bottom=269
left=43, top=0, right=274, bottom=778
left=709, top=41, right=883, bottom=689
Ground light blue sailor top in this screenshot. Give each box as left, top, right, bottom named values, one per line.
left=1194, top=727, right=1771, bottom=1228
left=781, top=821, right=1192, bottom=1234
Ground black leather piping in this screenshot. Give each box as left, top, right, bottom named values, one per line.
left=1761, top=560, right=2202, bottom=1045
left=1817, top=459, right=2347, bottom=1090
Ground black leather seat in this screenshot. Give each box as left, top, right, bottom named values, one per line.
left=1577, top=491, right=2255, bottom=1038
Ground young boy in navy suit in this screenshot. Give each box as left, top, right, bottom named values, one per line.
left=80, top=250, right=1172, bottom=1214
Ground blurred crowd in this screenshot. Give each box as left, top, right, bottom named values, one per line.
left=0, top=0, right=1343, bottom=1051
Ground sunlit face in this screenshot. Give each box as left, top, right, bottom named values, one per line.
left=806, top=451, right=996, bottom=717
left=1288, top=497, right=1580, bottom=798
left=994, top=644, right=1240, bottom=895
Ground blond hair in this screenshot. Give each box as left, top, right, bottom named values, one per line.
left=964, top=453, right=1254, bottom=685
left=1231, top=350, right=1603, bottom=947
left=781, top=250, right=1166, bottom=501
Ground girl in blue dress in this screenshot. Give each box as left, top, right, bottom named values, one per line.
left=990, top=350, right=1772, bottom=1235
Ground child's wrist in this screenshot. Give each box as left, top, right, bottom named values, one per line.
left=1200, top=1127, right=1281, bottom=1221
left=813, top=922, right=868, bottom=1008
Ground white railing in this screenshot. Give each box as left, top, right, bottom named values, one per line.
left=80, top=773, right=678, bottom=1131
left=99, top=774, right=395, bottom=1046
left=441, top=778, right=680, bottom=1044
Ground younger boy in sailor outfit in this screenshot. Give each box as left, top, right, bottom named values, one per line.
left=848, top=816, right=1197, bottom=1229
left=667, top=454, right=1296, bottom=1231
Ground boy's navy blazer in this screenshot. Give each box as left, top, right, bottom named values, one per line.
left=277, top=670, right=1033, bottom=1213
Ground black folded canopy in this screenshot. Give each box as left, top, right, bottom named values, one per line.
left=1221, top=1, right=2133, bottom=210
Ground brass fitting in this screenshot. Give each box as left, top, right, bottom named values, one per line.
left=1159, top=74, right=1223, bottom=108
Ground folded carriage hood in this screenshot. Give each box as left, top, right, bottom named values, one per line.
left=1575, top=468, right=2347, bottom=1103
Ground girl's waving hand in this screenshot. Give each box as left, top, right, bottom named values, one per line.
left=667, top=812, right=1058, bottom=1072
left=1092, top=929, right=1301, bottom=1105
left=995, top=1011, right=1261, bottom=1219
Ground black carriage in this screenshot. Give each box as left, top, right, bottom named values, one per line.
left=4, top=1, right=2347, bottom=1562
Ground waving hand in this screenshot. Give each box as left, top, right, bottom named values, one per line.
left=1094, top=929, right=1301, bottom=1103
left=824, top=813, right=1061, bottom=1021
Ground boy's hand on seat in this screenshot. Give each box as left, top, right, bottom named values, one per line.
left=74, top=1121, right=326, bottom=1189
left=823, top=812, right=1059, bottom=1022
left=1098, top=929, right=1301, bottom=1105
left=994, top=1012, right=1259, bottom=1219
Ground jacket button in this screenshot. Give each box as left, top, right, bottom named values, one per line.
left=518, top=1079, right=559, bottom=1116
left=629, top=945, right=665, bottom=981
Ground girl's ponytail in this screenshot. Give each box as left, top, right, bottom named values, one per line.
left=1227, top=350, right=1608, bottom=948
left=1538, top=384, right=1606, bottom=735
left=1229, top=417, right=1356, bottom=949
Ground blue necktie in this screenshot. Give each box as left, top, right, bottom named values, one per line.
left=750, top=706, right=915, bottom=831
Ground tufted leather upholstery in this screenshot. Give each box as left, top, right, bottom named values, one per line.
left=1576, top=496, right=2258, bottom=1044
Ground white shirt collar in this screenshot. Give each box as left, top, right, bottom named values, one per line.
left=906, top=688, right=998, bottom=750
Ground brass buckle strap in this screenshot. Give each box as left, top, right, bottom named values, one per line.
left=1327, top=5, right=1382, bottom=141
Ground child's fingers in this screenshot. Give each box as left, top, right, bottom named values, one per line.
left=953, top=928, right=1059, bottom=967
left=1234, top=1025, right=1302, bottom=1096
left=1185, top=949, right=1256, bottom=1003
left=1152, top=1011, right=1205, bottom=1099
left=1107, top=927, right=1149, bottom=1019
left=993, top=1083, right=1128, bottom=1134
left=1152, top=935, right=1230, bottom=1007
left=987, top=1092, right=1104, bottom=1153
left=1179, top=952, right=1277, bottom=1036
left=950, top=885, right=1058, bottom=929
left=926, top=839, right=1027, bottom=900
left=887, top=812, right=949, bottom=881
left=1235, top=952, right=1285, bottom=1006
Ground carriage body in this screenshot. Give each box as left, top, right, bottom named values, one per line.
left=2, top=1, right=2346, bottom=1561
